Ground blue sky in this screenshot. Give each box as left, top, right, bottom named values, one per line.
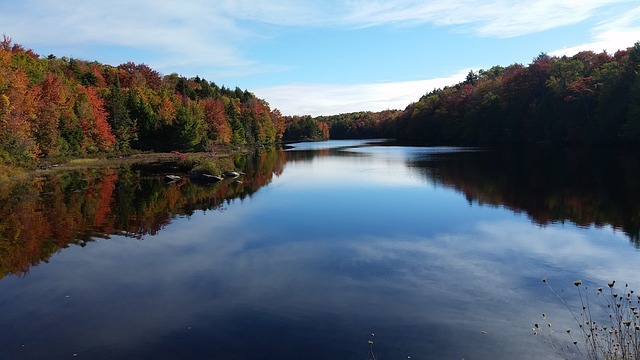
left=2, top=0, right=639, bottom=116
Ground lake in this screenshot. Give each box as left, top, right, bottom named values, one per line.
left=1, top=139, right=640, bottom=359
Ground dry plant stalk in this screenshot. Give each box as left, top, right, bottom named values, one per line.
left=534, top=278, right=640, bottom=360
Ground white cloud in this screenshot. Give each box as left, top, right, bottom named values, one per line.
left=254, top=69, right=470, bottom=116
left=549, top=4, right=640, bottom=56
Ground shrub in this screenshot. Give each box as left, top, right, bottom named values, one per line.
left=534, top=278, right=640, bottom=360
left=181, top=153, right=235, bottom=176
left=192, top=160, right=220, bottom=176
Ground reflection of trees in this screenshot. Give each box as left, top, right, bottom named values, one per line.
left=0, top=149, right=285, bottom=278
left=283, top=145, right=374, bottom=162
left=413, top=146, right=640, bottom=243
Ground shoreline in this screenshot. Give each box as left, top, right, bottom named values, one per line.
left=0, top=145, right=260, bottom=184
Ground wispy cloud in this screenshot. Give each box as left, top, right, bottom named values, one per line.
left=0, top=0, right=255, bottom=75
left=254, top=69, right=470, bottom=115
left=2, top=0, right=638, bottom=116
left=4, top=0, right=634, bottom=66
left=549, top=3, right=640, bottom=56
left=341, top=0, right=631, bottom=37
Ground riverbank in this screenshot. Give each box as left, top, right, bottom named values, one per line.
left=0, top=144, right=259, bottom=184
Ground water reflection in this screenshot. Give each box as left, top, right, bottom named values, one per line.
left=0, top=148, right=285, bottom=278
left=407, top=146, right=640, bottom=242
left=1, top=141, right=640, bottom=360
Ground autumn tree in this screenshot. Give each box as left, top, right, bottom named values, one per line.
left=0, top=45, right=39, bottom=161
left=73, top=86, right=115, bottom=152
left=201, top=98, right=232, bottom=144
left=33, top=73, right=67, bottom=155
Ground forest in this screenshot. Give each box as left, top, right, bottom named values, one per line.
left=2, top=35, right=640, bottom=170
left=0, top=35, right=328, bottom=168
left=314, top=41, right=640, bottom=145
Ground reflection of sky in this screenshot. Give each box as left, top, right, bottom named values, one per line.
left=280, top=153, right=428, bottom=188
left=1, top=141, right=640, bottom=359
left=342, top=144, right=479, bottom=160
left=285, top=139, right=386, bottom=151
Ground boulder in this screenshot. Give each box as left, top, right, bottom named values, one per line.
left=164, top=175, right=181, bottom=183
left=222, top=171, right=240, bottom=178
left=190, top=172, right=223, bottom=183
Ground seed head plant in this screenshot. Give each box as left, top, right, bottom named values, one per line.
left=534, top=278, right=640, bottom=360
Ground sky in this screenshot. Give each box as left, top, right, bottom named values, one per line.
left=2, top=0, right=640, bottom=116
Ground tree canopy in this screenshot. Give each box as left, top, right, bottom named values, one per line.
left=304, top=42, right=640, bottom=146
left=325, top=43, right=640, bottom=145
left=3, top=35, right=640, bottom=167
left=0, top=35, right=287, bottom=165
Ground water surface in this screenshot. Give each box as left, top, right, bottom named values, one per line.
left=1, top=140, right=639, bottom=359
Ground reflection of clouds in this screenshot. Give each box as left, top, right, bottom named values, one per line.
left=280, top=142, right=472, bottom=189
left=334, top=221, right=640, bottom=358
left=3, top=143, right=640, bottom=359
left=281, top=142, right=481, bottom=189
left=474, top=221, right=638, bottom=286
left=286, top=139, right=385, bottom=150
left=279, top=154, right=429, bottom=189
left=343, top=145, right=477, bottom=159
left=2, top=204, right=637, bottom=359
left=46, top=214, right=636, bottom=358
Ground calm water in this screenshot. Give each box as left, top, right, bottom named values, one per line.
left=1, top=140, right=640, bottom=359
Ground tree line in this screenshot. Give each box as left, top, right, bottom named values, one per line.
left=0, top=36, right=329, bottom=167
left=315, top=110, right=401, bottom=139
left=4, top=35, right=640, bottom=167
left=313, top=42, right=640, bottom=145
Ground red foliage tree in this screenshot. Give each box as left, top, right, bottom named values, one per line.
left=34, top=73, right=67, bottom=155
left=75, top=86, right=116, bottom=151
left=201, top=98, right=232, bottom=144
left=0, top=67, right=39, bottom=158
